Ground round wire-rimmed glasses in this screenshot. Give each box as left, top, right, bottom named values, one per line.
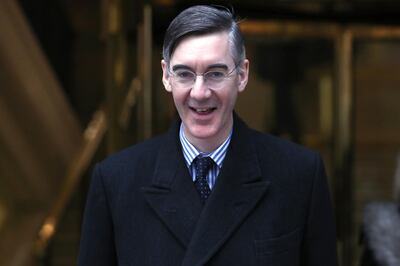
left=168, top=64, right=239, bottom=89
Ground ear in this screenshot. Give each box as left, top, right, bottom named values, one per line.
left=161, top=59, right=172, bottom=92
left=237, top=59, right=249, bottom=93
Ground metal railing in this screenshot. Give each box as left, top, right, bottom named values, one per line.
left=34, top=108, right=107, bottom=259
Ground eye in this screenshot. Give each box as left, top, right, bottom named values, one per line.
left=205, top=71, right=225, bottom=80
left=175, top=70, right=195, bottom=80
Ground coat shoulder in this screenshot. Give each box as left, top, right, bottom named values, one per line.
left=250, top=129, right=319, bottom=163
left=95, top=133, right=169, bottom=183
left=246, top=129, right=324, bottom=187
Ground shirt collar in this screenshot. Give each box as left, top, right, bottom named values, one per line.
left=179, top=123, right=232, bottom=169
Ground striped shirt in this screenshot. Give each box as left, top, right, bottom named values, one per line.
left=179, top=124, right=232, bottom=189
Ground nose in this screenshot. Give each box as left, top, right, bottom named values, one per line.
left=190, top=75, right=211, bottom=100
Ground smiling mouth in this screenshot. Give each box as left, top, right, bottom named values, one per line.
left=190, top=107, right=216, bottom=114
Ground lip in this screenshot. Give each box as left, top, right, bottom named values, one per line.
left=189, top=106, right=217, bottom=119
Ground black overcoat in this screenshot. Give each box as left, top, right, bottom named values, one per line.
left=78, top=115, right=337, bottom=266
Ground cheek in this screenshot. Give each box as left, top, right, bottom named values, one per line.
left=171, top=90, right=187, bottom=108
left=221, top=90, right=238, bottom=109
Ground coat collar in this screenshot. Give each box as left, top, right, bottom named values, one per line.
left=142, top=114, right=270, bottom=265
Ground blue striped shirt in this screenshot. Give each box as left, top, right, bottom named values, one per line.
left=179, top=124, right=232, bottom=189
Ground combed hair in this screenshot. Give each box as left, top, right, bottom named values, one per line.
left=162, top=5, right=245, bottom=68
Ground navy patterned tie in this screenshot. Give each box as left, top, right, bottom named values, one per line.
left=194, top=156, right=213, bottom=202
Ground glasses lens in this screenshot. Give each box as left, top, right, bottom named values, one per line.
left=174, top=70, right=195, bottom=84
left=204, top=70, right=226, bottom=83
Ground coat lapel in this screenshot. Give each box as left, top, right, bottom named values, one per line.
left=142, top=120, right=203, bottom=248
left=182, top=115, right=270, bottom=266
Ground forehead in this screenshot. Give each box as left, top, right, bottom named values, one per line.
left=170, top=32, right=234, bottom=67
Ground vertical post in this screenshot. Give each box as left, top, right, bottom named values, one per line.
left=136, top=3, right=152, bottom=140
left=102, top=0, right=128, bottom=153
left=333, top=28, right=354, bottom=266
left=143, top=4, right=152, bottom=139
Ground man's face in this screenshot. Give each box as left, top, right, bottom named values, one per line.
left=162, top=32, right=249, bottom=149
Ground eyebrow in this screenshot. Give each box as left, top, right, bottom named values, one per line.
left=207, top=63, right=228, bottom=70
left=172, top=64, right=192, bottom=72
left=171, top=63, right=229, bottom=72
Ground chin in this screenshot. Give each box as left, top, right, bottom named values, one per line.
left=190, top=128, right=216, bottom=139
left=187, top=124, right=219, bottom=140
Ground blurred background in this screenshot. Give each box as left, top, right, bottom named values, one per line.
left=1, top=0, right=400, bottom=265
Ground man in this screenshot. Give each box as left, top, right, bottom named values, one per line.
left=78, top=5, right=337, bottom=266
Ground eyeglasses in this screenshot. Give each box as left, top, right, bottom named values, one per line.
left=168, top=65, right=238, bottom=89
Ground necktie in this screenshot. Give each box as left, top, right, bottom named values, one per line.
left=194, top=156, right=213, bottom=202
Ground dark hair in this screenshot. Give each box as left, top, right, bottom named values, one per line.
left=162, top=5, right=245, bottom=67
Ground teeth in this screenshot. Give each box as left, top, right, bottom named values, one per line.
left=196, top=108, right=209, bottom=112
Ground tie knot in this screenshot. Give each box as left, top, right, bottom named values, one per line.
left=195, top=156, right=214, bottom=179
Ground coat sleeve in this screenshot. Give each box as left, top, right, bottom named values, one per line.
left=78, top=164, right=117, bottom=266
left=301, top=155, right=338, bottom=266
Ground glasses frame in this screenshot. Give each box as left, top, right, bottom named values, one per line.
left=168, top=64, right=240, bottom=89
